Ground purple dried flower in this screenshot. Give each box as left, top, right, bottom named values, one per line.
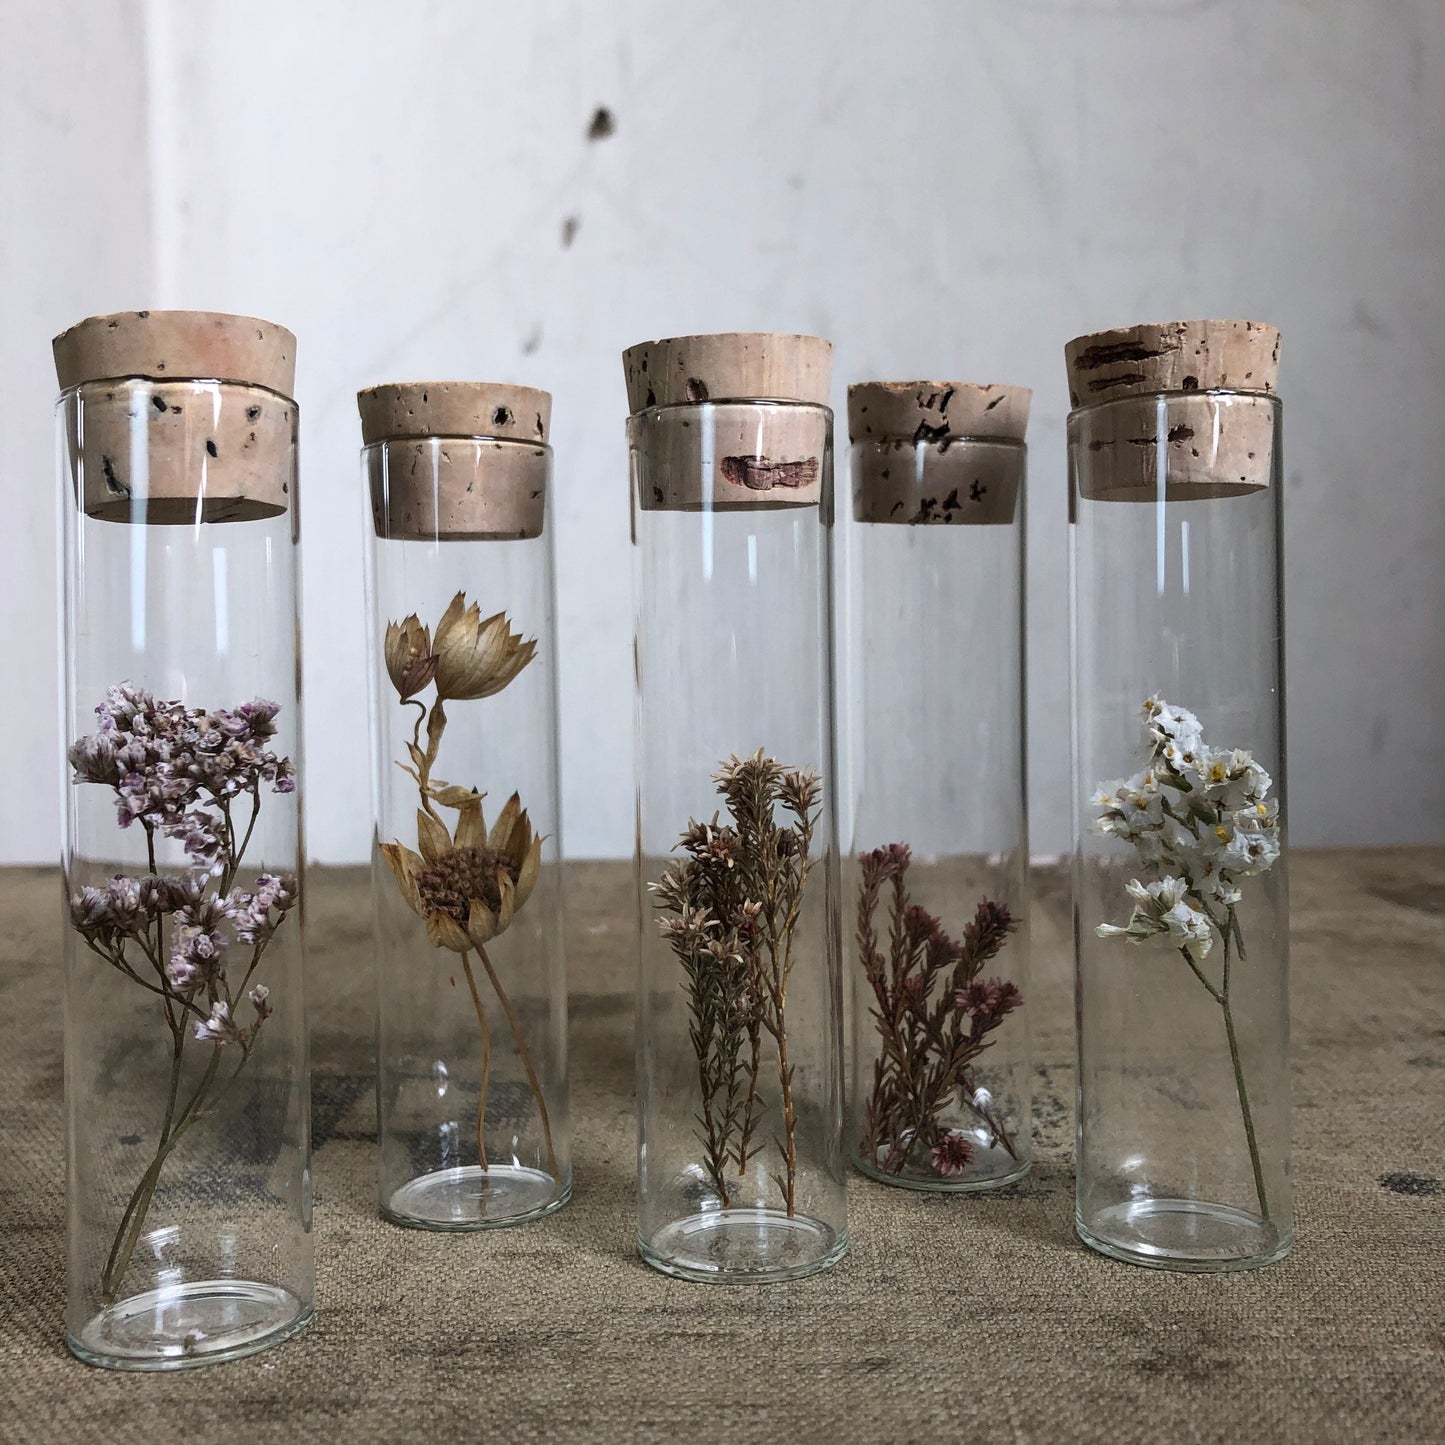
left=193, top=1000, right=237, bottom=1044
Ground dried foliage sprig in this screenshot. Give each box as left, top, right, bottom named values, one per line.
left=67, top=683, right=298, bottom=1304
left=1093, top=696, right=1281, bottom=1217
left=856, top=843, right=1021, bottom=1179
left=652, top=751, right=821, bottom=1217
left=378, top=593, right=557, bottom=1181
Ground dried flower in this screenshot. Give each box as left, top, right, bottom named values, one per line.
left=384, top=614, right=438, bottom=700
left=431, top=593, right=536, bottom=701
left=381, top=792, right=542, bottom=953
left=66, top=685, right=298, bottom=1305
left=1092, top=697, right=1279, bottom=1219
left=931, top=1131, right=975, bottom=1177
left=653, top=751, right=821, bottom=1214
left=857, top=846, right=1021, bottom=1178
left=379, top=590, right=557, bottom=1182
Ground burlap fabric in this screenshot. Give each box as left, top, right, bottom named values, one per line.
left=2, top=854, right=1442, bottom=1444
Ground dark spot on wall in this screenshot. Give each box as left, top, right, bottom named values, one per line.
left=587, top=107, right=615, bottom=141
left=561, top=215, right=580, bottom=247
left=1380, top=1172, right=1444, bottom=1197
left=522, top=327, right=542, bottom=356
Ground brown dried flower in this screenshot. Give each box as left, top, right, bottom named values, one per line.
left=380, top=792, right=543, bottom=953
left=432, top=592, right=536, bottom=701
left=384, top=614, right=438, bottom=701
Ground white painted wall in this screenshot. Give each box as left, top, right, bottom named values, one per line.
left=3, top=0, right=1442, bottom=862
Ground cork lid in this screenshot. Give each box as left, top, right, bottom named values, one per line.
left=53, top=310, right=296, bottom=397
left=622, top=332, right=832, bottom=413
left=848, top=381, right=1031, bottom=444
left=358, top=381, right=551, bottom=446
left=1064, top=319, right=1280, bottom=410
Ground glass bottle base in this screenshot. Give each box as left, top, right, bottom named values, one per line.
left=1077, top=1198, right=1291, bottom=1272
left=855, top=1143, right=1032, bottom=1193
left=639, top=1208, right=847, bottom=1284
left=69, top=1279, right=311, bottom=1371
left=382, top=1164, right=570, bottom=1231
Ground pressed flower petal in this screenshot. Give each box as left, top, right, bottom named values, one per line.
left=379, top=842, right=427, bottom=915
left=425, top=910, right=470, bottom=952
left=514, top=832, right=543, bottom=909
left=466, top=898, right=500, bottom=946
left=494, top=869, right=517, bottom=933
left=417, top=808, right=453, bottom=865
left=453, top=796, right=487, bottom=850
left=488, top=793, right=523, bottom=853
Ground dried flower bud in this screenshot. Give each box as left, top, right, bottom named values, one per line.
left=431, top=593, right=535, bottom=701
left=384, top=614, right=438, bottom=701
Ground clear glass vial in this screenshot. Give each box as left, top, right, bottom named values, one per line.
left=626, top=332, right=847, bottom=1283
left=842, top=381, right=1032, bottom=1191
left=55, top=310, right=312, bottom=1367
left=1068, top=319, right=1290, bottom=1271
left=360, top=381, right=569, bottom=1230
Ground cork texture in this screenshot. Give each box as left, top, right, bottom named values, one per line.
left=66, top=379, right=295, bottom=525
left=630, top=403, right=829, bottom=512
left=847, top=381, right=1031, bottom=445
left=357, top=381, right=551, bottom=446
left=368, top=437, right=548, bottom=541
left=622, top=332, right=832, bottom=413
left=53, top=310, right=296, bottom=397
left=852, top=438, right=1022, bottom=525
left=1064, top=319, right=1280, bottom=409
left=1069, top=392, right=1277, bottom=504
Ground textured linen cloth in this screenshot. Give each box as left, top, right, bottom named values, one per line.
left=1, top=853, right=1442, bottom=1444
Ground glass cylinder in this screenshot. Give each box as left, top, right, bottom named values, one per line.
left=55, top=310, right=311, bottom=1367
left=842, top=381, right=1033, bottom=1191
left=626, top=333, right=846, bottom=1282
left=1067, top=319, right=1290, bottom=1271
left=361, top=381, right=569, bottom=1230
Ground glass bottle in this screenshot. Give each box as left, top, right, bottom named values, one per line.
left=360, top=381, right=569, bottom=1229
left=1068, top=319, right=1290, bottom=1270
left=842, top=381, right=1032, bottom=1190
left=55, top=310, right=312, bottom=1367
left=626, top=332, right=846, bottom=1282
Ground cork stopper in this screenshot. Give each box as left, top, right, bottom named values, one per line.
left=1066, top=321, right=1282, bottom=504
left=848, top=382, right=1029, bottom=527
left=357, top=381, right=550, bottom=446
left=360, top=381, right=551, bottom=542
left=622, top=332, right=831, bottom=413
left=624, top=333, right=833, bottom=512
left=53, top=310, right=296, bottom=396
left=1064, top=319, right=1279, bottom=410
left=847, top=381, right=1030, bottom=444
left=54, top=310, right=297, bottom=525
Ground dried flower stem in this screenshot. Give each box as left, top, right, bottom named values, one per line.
left=1095, top=699, right=1279, bottom=1220
left=653, top=752, right=820, bottom=1217
left=68, top=686, right=298, bottom=1305
left=857, top=843, right=1021, bottom=1180
left=476, top=944, right=560, bottom=1182
left=382, top=599, right=554, bottom=1185
left=459, top=951, right=492, bottom=1171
